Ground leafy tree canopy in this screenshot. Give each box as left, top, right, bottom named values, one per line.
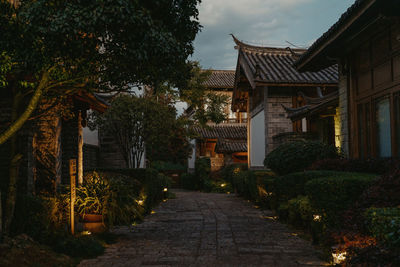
left=0, top=0, right=201, bottom=89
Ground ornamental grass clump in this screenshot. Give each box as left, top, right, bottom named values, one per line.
left=264, top=140, right=341, bottom=175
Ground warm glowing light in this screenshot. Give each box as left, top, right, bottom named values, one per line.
left=137, top=200, right=144, bottom=205
left=313, top=214, right=322, bottom=222
left=82, top=231, right=91, bottom=235
left=262, top=216, right=278, bottom=220
left=163, top=188, right=168, bottom=192
left=291, top=233, right=298, bottom=236
left=332, top=251, right=347, bottom=264
left=220, top=183, right=226, bottom=187
left=151, top=210, right=156, bottom=214
left=226, top=192, right=231, bottom=194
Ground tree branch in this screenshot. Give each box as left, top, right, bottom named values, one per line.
left=0, top=68, right=51, bottom=145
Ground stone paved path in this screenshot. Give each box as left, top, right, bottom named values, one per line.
left=79, top=190, right=327, bottom=267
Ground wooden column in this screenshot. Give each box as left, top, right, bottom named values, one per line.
left=77, top=111, right=83, bottom=185
left=247, top=95, right=251, bottom=168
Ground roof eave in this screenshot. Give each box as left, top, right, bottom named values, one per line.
left=296, top=0, right=377, bottom=72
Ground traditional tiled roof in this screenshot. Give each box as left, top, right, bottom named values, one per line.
left=215, top=139, right=247, bottom=153
left=192, top=124, right=247, bottom=139
left=282, top=91, right=338, bottom=121
left=232, top=35, right=338, bottom=89
left=203, top=70, right=235, bottom=89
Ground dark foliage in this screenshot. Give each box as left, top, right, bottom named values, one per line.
left=264, top=141, right=340, bottom=175
left=364, top=207, right=400, bottom=249
left=310, top=158, right=399, bottom=175
left=305, top=173, right=378, bottom=227
left=273, top=171, right=342, bottom=205
left=346, top=245, right=400, bottom=266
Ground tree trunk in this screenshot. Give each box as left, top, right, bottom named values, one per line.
left=3, top=91, right=23, bottom=235
left=0, top=69, right=49, bottom=145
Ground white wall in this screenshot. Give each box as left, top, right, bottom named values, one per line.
left=250, top=110, right=265, bottom=167
left=188, top=139, right=196, bottom=170
left=83, top=127, right=99, bottom=146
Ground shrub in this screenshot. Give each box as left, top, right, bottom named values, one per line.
left=181, top=172, right=200, bottom=190
left=305, top=172, right=378, bottom=227
left=364, top=207, right=400, bottom=249
left=273, top=171, right=343, bottom=204
left=287, top=196, right=315, bottom=227
left=264, top=141, right=340, bottom=175
left=151, top=161, right=185, bottom=171
left=53, top=234, right=105, bottom=258
left=195, top=157, right=210, bottom=179
left=220, top=163, right=248, bottom=183
left=91, top=168, right=171, bottom=214
left=141, top=172, right=171, bottom=213
left=231, top=171, right=259, bottom=201
left=277, top=202, right=289, bottom=221
left=310, top=158, right=399, bottom=175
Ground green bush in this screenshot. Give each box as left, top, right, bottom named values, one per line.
left=305, top=172, right=377, bottom=227
left=264, top=141, right=341, bottom=175
left=151, top=161, right=185, bottom=171
left=180, top=172, right=200, bottom=190
left=274, top=171, right=342, bottom=205
left=287, top=196, right=315, bottom=227
left=231, top=171, right=259, bottom=201
left=79, top=171, right=143, bottom=226
left=53, top=234, right=105, bottom=258
left=92, top=168, right=171, bottom=214
left=365, top=207, right=400, bottom=249
left=220, top=163, right=248, bottom=183
left=195, top=157, right=210, bottom=179
left=277, top=202, right=289, bottom=221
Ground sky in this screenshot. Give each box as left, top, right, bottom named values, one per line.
left=191, top=0, right=355, bottom=70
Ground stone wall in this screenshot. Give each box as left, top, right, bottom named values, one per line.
left=265, top=96, right=293, bottom=154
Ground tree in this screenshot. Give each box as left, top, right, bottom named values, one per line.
left=0, top=0, right=201, bottom=144
left=0, top=0, right=201, bottom=236
left=93, top=94, right=192, bottom=168
left=179, top=62, right=229, bottom=125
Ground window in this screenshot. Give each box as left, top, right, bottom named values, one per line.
left=395, top=93, right=400, bottom=157
left=375, top=97, right=391, bottom=157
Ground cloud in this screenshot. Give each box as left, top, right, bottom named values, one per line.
left=192, top=0, right=351, bottom=70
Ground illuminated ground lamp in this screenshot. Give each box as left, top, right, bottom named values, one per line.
left=220, top=183, right=226, bottom=187
left=313, top=214, right=322, bottom=222
left=332, top=250, right=347, bottom=265
left=163, top=187, right=168, bottom=199
left=137, top=199, right=144, bottom=206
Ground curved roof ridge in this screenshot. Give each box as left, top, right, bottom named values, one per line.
left=231, top=34, right=306, bottom=55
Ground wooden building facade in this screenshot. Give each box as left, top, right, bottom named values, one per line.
left=296, top=0, right=400, bottom=159
left=0, top=91, right=108, bottom=195
left=231, top=36, right=339, bottom=168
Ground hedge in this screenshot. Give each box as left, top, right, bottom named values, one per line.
left=273, top=171, right=343, bottom=205
left=365, top=207, right=400, bottom=249
left=264, top=140, right=340, bottom=175
left=305, top=172, right=378, bottom=227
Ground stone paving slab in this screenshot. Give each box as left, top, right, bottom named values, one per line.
left=79, top=190, right=328, bottom=267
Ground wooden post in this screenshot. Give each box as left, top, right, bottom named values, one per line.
left=69, top=159, right=76, bottom=235
left=77, top=111, right=83, bottom=185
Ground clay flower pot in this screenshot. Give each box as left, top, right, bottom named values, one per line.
left=81, top=214, right=106, bottom=233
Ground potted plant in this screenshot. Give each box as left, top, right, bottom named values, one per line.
left=75, top=172, right=109, bottom=233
